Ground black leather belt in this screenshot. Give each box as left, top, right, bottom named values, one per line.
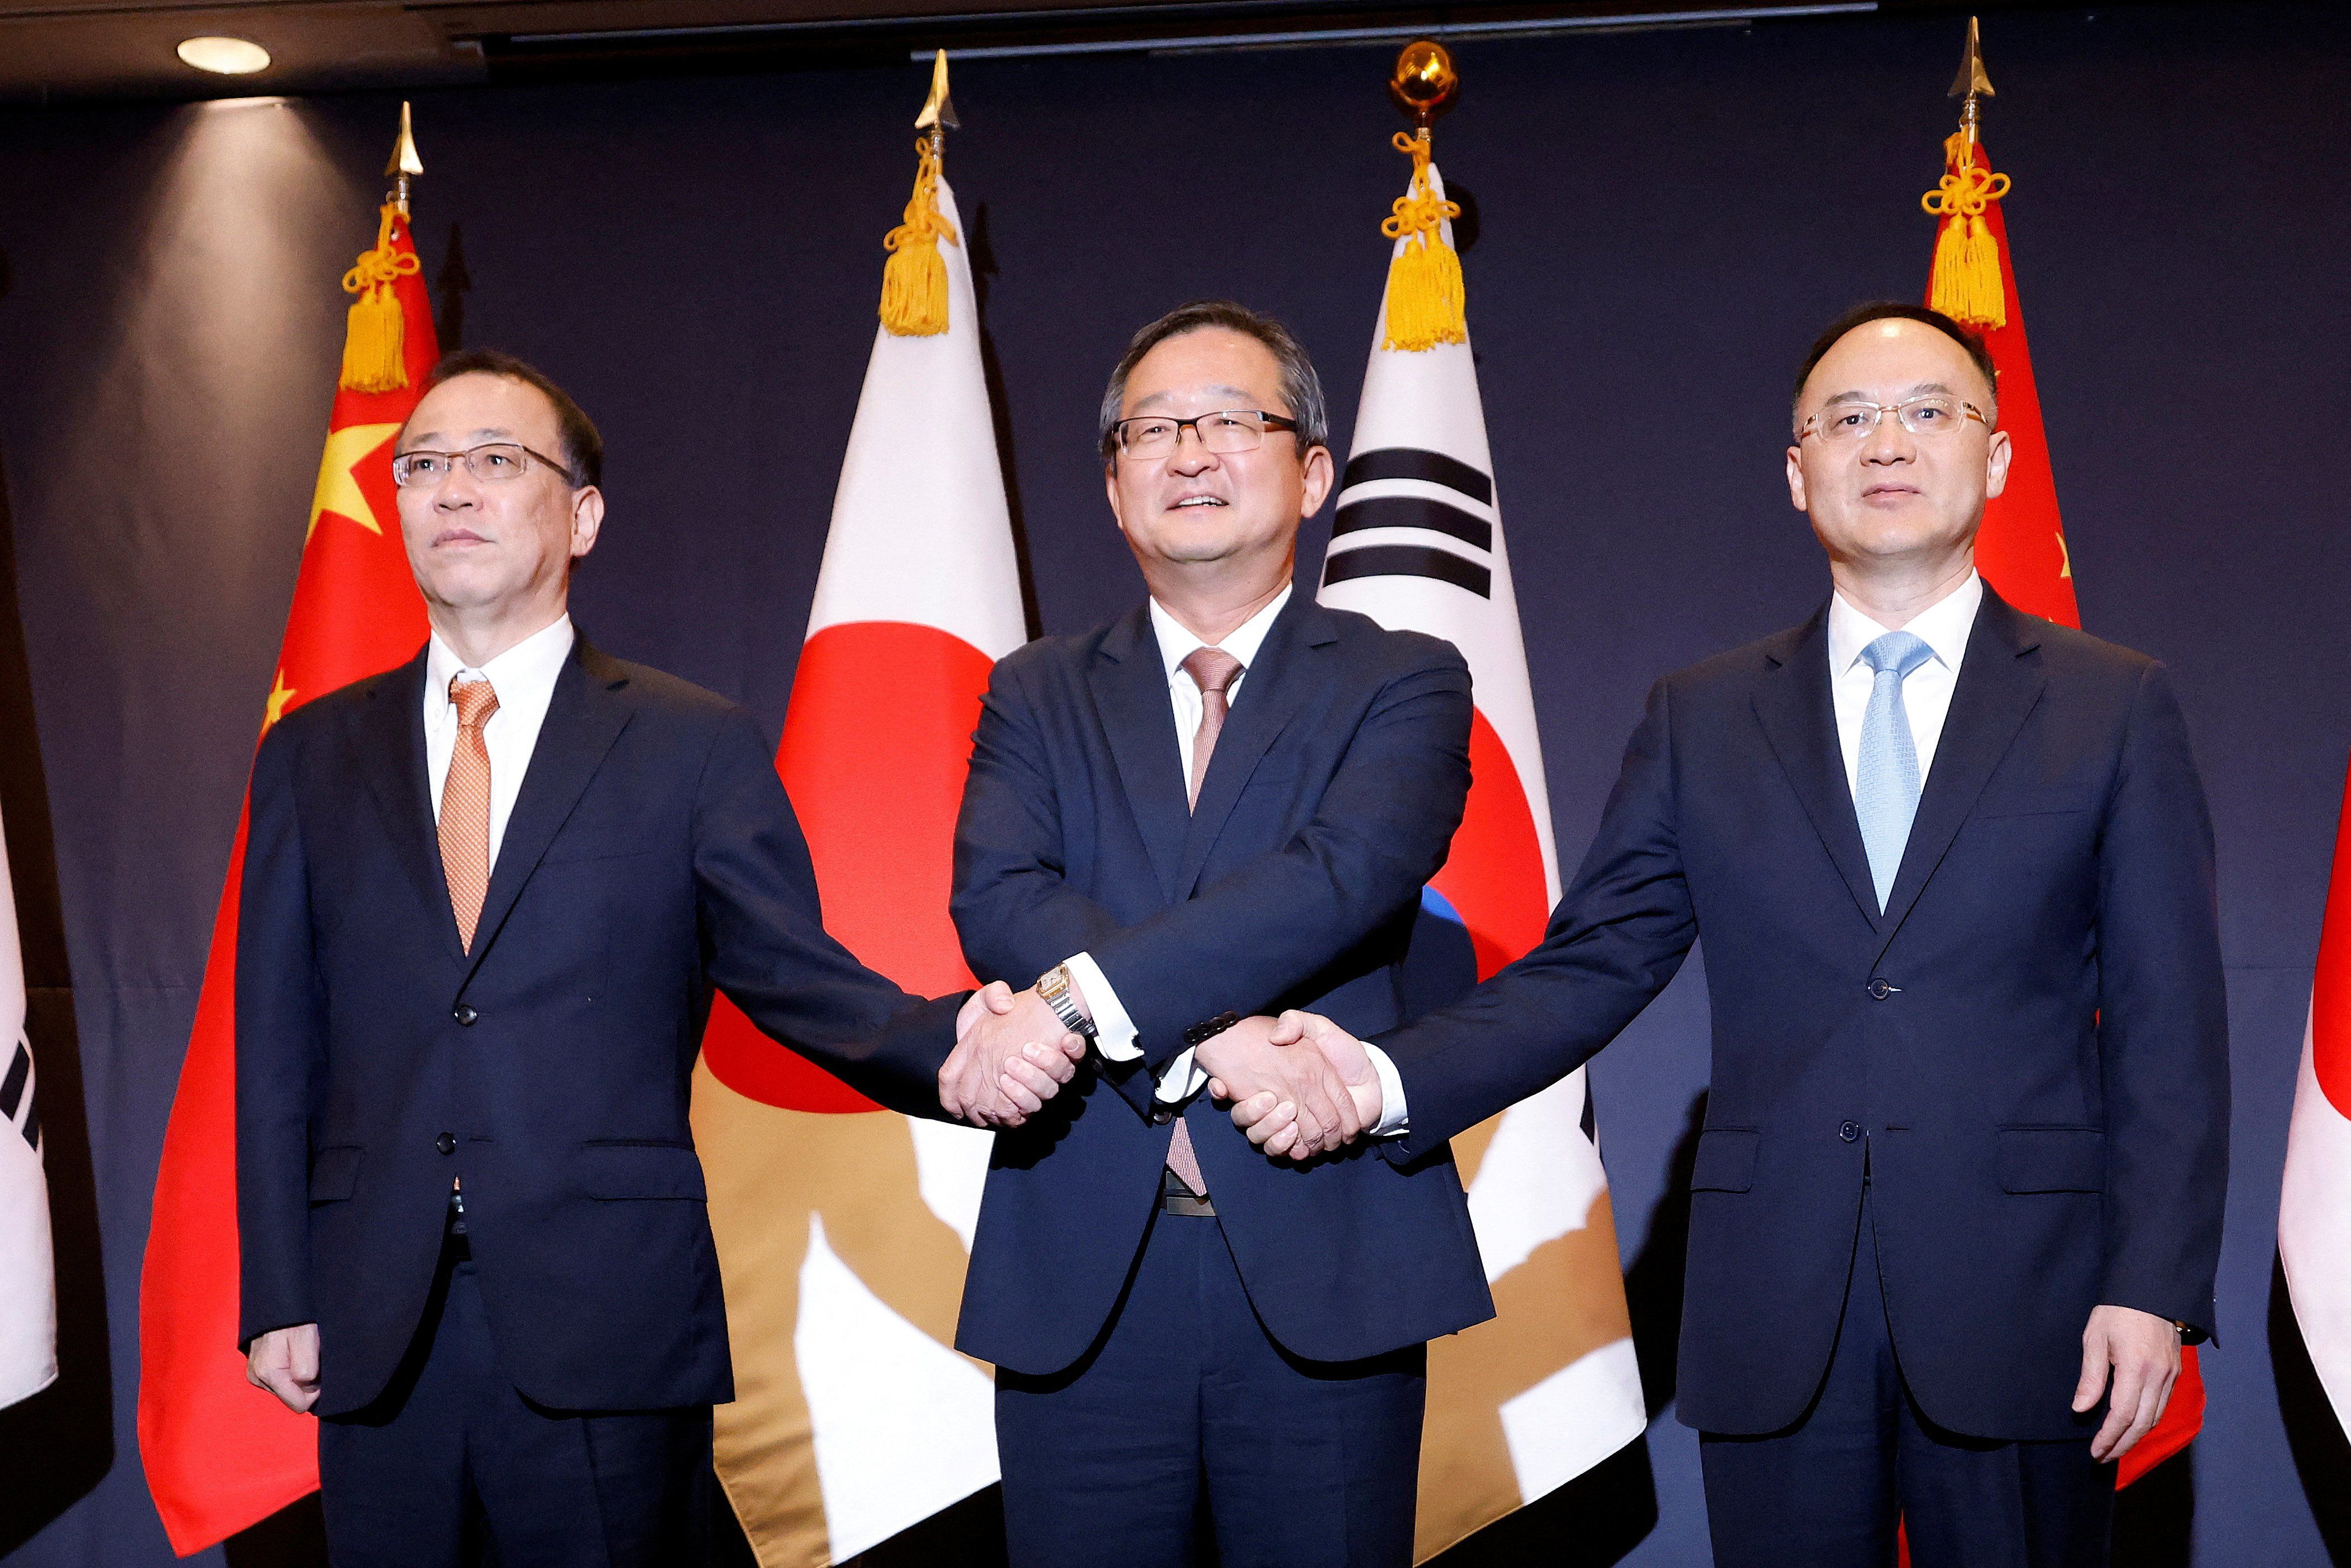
left=1160, top=1166, right=1214, bottom=1218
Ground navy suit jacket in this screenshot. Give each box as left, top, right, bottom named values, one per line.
left=235, top=636, right=963, bottom=1417
left=950, top=595, right=1495, bottom=1375
left=1380, top=586, right=2230, bottom=1440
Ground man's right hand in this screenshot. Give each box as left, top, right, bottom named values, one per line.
left=1214, top=1010, right=1381, bottom=1161
left=939, top=982, right=1086, bottom=1128
left=246, top=1322, right=322, bottom=1413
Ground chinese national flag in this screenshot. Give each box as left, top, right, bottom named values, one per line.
left=137, top=203, right=436, bottom=1554
left=1925, top=136, right=2204, bottom=1491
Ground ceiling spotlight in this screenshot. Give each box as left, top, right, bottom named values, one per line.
left=176, top=36, right=271, bottom=75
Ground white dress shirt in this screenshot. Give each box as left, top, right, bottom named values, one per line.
left=422, top=614, right=577, bottom=867
left=1370, top=572, right=1985, bottom=1140
left=1060, top=587, right=1407, bottom=1124
left=1826, top=571, right=1982, bottom=798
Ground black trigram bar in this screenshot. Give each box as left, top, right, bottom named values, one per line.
left=1331, top=494, right=1493, bottom=553
left=1340, top=447, right=1494, bottom=506
left=1321, top=544, right=1490, bottom=598
left=1, top=1040, right=33, bottom=1150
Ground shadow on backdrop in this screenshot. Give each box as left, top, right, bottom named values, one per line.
left=0, top=328, right=117, bottom=1553
left=2271, top=1251, right=2351, bottom=1564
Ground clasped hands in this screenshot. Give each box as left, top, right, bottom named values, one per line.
left=938, top=987, right=1379, bottom=1164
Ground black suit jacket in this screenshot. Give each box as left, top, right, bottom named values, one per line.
left=949, top=595, right=1496, bottom=1374
left=235, top=635, right=962, bottom=1417
left=1380, top=586, right=2230, bottom=1440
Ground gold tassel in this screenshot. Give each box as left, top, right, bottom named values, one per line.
left=880, top=136, right=957, bottom=337
left=338, top=203, right=420, bottom=393
left=1380, top=131, right=1466, bottom=351
left=1921, top=132, right=2011, bottom=330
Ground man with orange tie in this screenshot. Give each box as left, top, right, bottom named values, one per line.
left=232, top=350, right=1075, bottom=1566
left=935, top=302, right=1495, bottom=1566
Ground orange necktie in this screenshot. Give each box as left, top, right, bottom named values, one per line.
left=1169, top=647, right=1245, bottom=1196
left=440, top=675, right=499, bottom=952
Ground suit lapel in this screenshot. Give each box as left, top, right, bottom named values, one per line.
left=1750, top=608, right=1883, bottom=931
left=1872, top=586, right=2046, bottom=958
left=1088, top=606, right=1188, bottom=903
left=461, top=637, right=634, bottom=984
left=346, top=647, right=466, bottom=963
left=1174, top=597, right=1327, bottom=896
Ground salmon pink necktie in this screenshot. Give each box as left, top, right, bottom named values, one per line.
left=440, top=675, right=499, bottom=952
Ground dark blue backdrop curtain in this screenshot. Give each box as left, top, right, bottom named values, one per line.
left=0, top=4, right=2346, bottom=1562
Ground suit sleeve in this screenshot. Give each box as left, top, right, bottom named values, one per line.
left=235, top=721, right=327, bottom=1348
left=2092, top=661, right=2230, bottom=1336
left=951, top=658, right=1132, bottom=988
left=1384, top=677, right=1700, bottom=1163
left=1020, top=646, right=1472, bottom=1073
left=695, top=707, right=967, bottom=1120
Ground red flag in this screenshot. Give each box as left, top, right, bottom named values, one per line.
left=1924, top=135, right=2204, bottom=1491
left=137, top=202, right=436, bottom=1553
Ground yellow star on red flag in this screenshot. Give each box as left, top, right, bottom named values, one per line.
left=306, top=422, right=402, bottom=543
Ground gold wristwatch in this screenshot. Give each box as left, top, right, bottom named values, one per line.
left=1036, top=963, right=1097, bottom=1044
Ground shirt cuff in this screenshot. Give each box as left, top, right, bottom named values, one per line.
left=1063, top=953, right=1139, bottom=1060
left=1154, top=1047, right=1207, bottom=1105
left=1364, top=1044, right=1409, bottom=1137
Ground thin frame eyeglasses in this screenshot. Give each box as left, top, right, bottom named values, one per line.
left=1798, top=395, right=1991, bottom=444
left=392, top=442, right=578, bottom=489
left=1112, top=410, right=1300, bottom=462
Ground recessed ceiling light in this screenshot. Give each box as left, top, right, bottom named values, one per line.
left=176, top=36, right=271, bottom=75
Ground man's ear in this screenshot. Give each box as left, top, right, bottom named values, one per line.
left=1984, top=428, right=2014, bottom=501
left=1299, top=444, right=1336, bottom=518
left=570, top=485, right=605, bottom=560
left=1785, top=445, right=1809, bottom=513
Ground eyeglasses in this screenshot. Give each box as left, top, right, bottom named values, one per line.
left=1798, top=395, right=1990, bottom=443
left=392, top=442, right=577, bottom=488
left=1113, top=410, right=1300, bottom=462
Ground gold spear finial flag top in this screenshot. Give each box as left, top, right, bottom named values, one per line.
left=342, top=100, right=426, bottom=392
left=1922, top=16, right=2010, bottom=328
left=1380, top=40, right=1466, bottom=351
left=881, top=50, right=960, bottom=336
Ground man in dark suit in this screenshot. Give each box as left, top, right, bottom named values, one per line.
left=235, top=350, right=1073, bottom=1566
left=1235, top=303, right=2230, bottom=1566
left=930, top=302, right=1495, bottom=1566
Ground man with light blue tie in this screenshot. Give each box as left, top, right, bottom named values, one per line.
left=1231, top=303, right=2231, bottom=1568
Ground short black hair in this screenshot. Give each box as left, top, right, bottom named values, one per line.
left=415, top=348, right=604, bottom=490
left=1793, top=303, right=1998, bottom=426
left=1099, top=300, right=1329, bottom=461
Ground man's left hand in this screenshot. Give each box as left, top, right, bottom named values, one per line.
left=2073, top=1303, right=2181, bottom=1463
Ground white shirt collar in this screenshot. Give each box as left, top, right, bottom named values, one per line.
left=425, top=613, right=578, bottom=711
left=1148, top=584, right=1293, bottom=687
left=1827, top=571, right=1982, bottom=677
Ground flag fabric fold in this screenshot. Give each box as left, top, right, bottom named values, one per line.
left=694, top=167, right=1025, bottom=1568
left=0, top=799, right=56, bottom=1411
left=137, top=204, right=437, bottom=1555
left=1320, top=156, right=1646, bottom=1564
left=2280, top=760, right=2351, bottom=1436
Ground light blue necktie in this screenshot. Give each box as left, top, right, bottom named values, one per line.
left=1854, top=630, right=1934, bottom=913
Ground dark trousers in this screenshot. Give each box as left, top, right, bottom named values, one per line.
left=317, top=1228, right=713, bottom=1568
left=993, top=1202, right=1426, bottom=1568
left=1699, top=1185, right=2114, bottom=1568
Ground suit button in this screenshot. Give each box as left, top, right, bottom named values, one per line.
left=436, top=1132, right=456, bottom=1155
left=1151, top=1108, right=1173, bottom=1125
left=453, top=1004, right=478, bottom=1026
left=1838, top=1121, right=1861, bottom=1144
left=1866, top=978, right=1893, bottom=1000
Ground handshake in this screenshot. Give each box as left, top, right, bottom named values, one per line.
left=939, top=984, right=1384, bottom=1160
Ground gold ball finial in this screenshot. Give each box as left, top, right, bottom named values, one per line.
left=1390, top=40, right=1458, bottom=126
